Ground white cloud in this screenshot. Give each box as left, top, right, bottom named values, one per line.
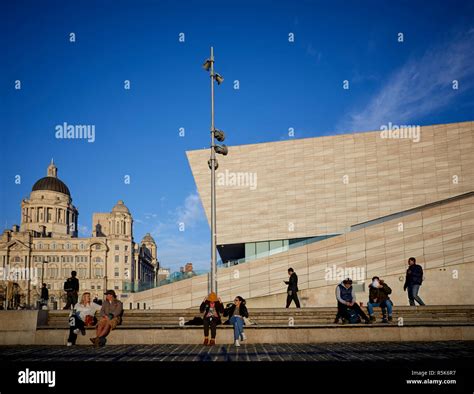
left=78, top=225, right=89, bottom=236
left=338, top=30, right=474, bottom=133
left=175, top=191, right=205, bottom=228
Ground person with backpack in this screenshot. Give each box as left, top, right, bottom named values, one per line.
left=224, top=296, right=249, bottom=347
left=200, top=292, right=224, bottom=346
left=334, top=278, right=369, bottom=324
left=404, top=257, right=426, bottom=306
left=367, top=276, right=393, bottom=323
left=63, top=271, right=79, bottom=310
left=284, top=268, right=301, bottom=308
left=67, top=292, right=100, bottom=346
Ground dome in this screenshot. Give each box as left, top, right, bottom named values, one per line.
left=112, top=200, right=130, bottom=214
left=141, top=233, right=156, bottom=244
left=32, top=177, right=71, bottom=196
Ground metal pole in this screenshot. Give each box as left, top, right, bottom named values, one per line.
left=210, top=46, right=217, bottom=294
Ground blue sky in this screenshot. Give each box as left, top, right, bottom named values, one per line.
left=1, top=0, right=473, bottom=272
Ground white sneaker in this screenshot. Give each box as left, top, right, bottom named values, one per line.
left=67, top=342, right=73, bottom=346
left=73, top=329, right=80, bottom=335
left=234, top=340, right=240, bottom=347
left=241, top=332, right=247, bottom=341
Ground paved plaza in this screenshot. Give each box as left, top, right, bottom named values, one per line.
left=1, top=341, right=473, bottom=363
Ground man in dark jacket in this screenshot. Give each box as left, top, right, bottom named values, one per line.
left=40, top=283, right=49, bottom=308
left=404, top=257, right=425, bottom=306
left=367, top=277, right=393, bottom=323
left=63, top=271, right=79, bottom=310
left=284, top=268, right=300, bottom=308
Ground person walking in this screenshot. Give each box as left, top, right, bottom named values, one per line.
left=284, top=268, right=301, bottom=308
left=404, top=257, right=425, bottom=306
left=224, top=296, right=249, bottom=347
left=200, top=292, right=224, bottom=346
left=63, top=271, right=79, bottom=310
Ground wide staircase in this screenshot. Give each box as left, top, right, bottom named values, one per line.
left=31, top=305, right=474, bottom=345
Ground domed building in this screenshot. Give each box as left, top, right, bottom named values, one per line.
left=0, top=161, right=159, bottom=309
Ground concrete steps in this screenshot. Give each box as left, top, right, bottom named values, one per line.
left=1, top=307, right=474, bottom=345
left=42, top=305, right=474, bottom=328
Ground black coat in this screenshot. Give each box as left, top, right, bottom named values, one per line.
left=41, top=287, right=49, bottom=300
left=223, top=303, right=249, bottom=318
left=285, top=273, right=299, bottom=292
left=405, top=264, right=423, bottom=287
left=200, top=300, right=224, bottom=322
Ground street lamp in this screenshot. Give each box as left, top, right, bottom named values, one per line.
left=203, top=47, right=228, bottom=293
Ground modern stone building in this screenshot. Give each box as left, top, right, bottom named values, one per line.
left=0, top=161, right=159, bottom=308
left=128, top=120, right=474, bottom=308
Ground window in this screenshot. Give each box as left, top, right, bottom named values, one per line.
left=77, top=265, right=87, bottom=279
left=94, top=266, right=103, bottom=278
left=79, top=243, right=85, bottom=250
left=48, top=265, right=58, bottom=279
left=38, top=243, right=43, bottom=250
left=95, top=244, right=101, bottom=250
left=114, top=268, right=119, bottom=277
left=65, top=243, right=71, bottom=250
left=62, top=266, right=71, bottom=278
left=51, top=243, right=56, bottom=250
left=115, top=255, right=119, bottom=263
left=93, top=257, right=103, bottom=263
left=91, top=285, right=95, bottom=290
left=125, top=245, right=128, bottom=251
left=114, top=286, right=119, bottom=290
left=97, top=285, right=101, bottom=290
left=115, top=245, right=119, bottom=251
left=125, top=256, right=128, bottom=264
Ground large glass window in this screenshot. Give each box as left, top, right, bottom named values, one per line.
left=245, top=243, right=256, bottom=260
left=256, top=241, right=270, bottom=257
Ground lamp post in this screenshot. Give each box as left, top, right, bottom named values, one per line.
left=203, top=47, right=228, bottom=294
left=41, top=257, right=48, bottom=309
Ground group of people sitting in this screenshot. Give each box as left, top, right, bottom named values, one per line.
left=333, top=257, right=425, bottom=324
left=67, top=289, right=123, bottom=347
left=334, top=276, right=393, bottom=324
left=64, top=257, right=425, bottom=346
left=200, top=292, right=249, bottom=347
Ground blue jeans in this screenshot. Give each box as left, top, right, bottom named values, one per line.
left=230, top=316, right=244, bottom=341
left=367, top=300, right=393, bottom=317
left=407, top=284, right=425, bottom=306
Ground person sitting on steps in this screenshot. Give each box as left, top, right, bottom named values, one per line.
left=367, top=276, right=393, bottom=323
left=334, top=278, right=369, bottom=324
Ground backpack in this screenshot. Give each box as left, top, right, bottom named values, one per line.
left=346, top=308, right=361, bottom=324
left=63, top=279, right=73, bottom=292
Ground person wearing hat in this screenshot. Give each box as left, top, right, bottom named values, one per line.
left=90, top=290, right=123, bottom=347
left=334, top=278, right=369, bottom=324
left=199, top=292, right=224, bottom=346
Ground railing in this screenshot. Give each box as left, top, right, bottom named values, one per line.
left=122, top=270, right=209, bottom=293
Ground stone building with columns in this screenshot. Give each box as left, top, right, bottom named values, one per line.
left=0, top=161, right=159, bottom=308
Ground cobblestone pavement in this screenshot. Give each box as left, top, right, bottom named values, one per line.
left=0, top=341, right=473, bottom=362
